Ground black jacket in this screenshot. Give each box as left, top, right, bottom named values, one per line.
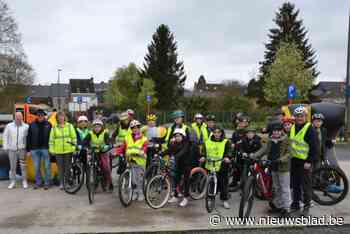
left=168, top=139, right=191, bottom=166
left=241, top=135, right=262, bottom=154
left=26, top=120, right=52, bottom=151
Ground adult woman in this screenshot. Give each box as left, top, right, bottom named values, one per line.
left=49, top=112, right=77, bottom=189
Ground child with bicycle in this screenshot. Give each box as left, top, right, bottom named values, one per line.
left=167, top=128, right=192, bottom=207
left=120, top=120, right=149, bottom=201
left=83, top=119, right=113, bottom=192
left=251, top=122, right=291, bottom=217
left=241, top=127, right=262, bottom=155
left=200, top=125, right=232, bottom=209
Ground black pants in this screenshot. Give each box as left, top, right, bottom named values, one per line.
left=290, top=158, right=312, bottom=208
left=218, top=161, right=230, bottom=201
left=174, top=159, right=191, bottom=198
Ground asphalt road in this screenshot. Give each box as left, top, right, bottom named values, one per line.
left=0, top=144, right=350, bottom=234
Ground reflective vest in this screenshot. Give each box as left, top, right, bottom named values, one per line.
left=91, top=130, right=107, bottom=150
left=204, top=138, right=228, bottom=172
left=77, top=128, right=89, bottom=141
left=125, top=134, right=147, bottom=168
left=116, top=126, right=131, bottom=144
left=202, top=127, right=213, bottom=143
left=191, top=122, right=207, bottom=144
left=290, top=123, right=311, bottom=160
left=165, top=124, right=188, bottom=143
left=49, top=123, right=76, bottom=155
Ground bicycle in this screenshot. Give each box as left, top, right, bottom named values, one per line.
left=312, top=157, right=349, bottom=206
left=204, top=158, right=225, bottom=213
left=63, top=146, right=85, bottom=195
left=238, top=155, right=272, bottom=218
left=145, top=155, right=175, bottom=209
left=118, top=154, right=146, bottom=207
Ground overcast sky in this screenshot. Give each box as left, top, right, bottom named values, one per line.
left=6, top=0, right=350, bottom=89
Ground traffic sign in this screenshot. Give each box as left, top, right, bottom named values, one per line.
left=146, top=95, right=152, bottom=103
left=26, top=96, right=32, bottom=104
left=77, top=96, right=83, bottom=104
left=288, top=85, right=296, bottom=99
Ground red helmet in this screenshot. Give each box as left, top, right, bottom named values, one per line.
left=282, top=116, right=295, bottom=124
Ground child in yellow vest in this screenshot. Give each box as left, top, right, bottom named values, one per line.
left=83, top=119, right=113, bottom=192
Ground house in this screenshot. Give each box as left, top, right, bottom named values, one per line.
left=30, top=83, right=70, bottom=110
left=68, top=78, right=98, bottom=113
left=312, top=81, right=346, bottom=104
left=193, top=75, right=224, bottom=97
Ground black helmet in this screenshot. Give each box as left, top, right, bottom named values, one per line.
left=312, top=113, right=325, bottom=120
left=206, top=114, right=216, bottom=121
left=271, top=123, right=283, bottom=131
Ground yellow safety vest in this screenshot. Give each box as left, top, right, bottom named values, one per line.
left=125, top=134, right=147, bottom=168
left=91, top=130, right=107, bottom=150
left=191, top=122, right=207, bottom=144
left=290, top=123, right=311, bottom=160
left=205, top=138, right=228, bottom=172
left=116, top=126, right=131, bottom=144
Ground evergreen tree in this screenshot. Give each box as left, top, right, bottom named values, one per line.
left=142, top=24, right=186, bottom=110
left=253, top=2, right=318, bottom=104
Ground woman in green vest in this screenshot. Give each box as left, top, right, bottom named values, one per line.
left=83, top=119, right=113, bottom=192
left=112, top=111, right=131, bottom=146
left=49, top=112, right=77, bottom=189
left=200, top=125, right=232, bottom=209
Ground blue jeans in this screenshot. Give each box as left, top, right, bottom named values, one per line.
left=31, top=149, right=51, bottom=186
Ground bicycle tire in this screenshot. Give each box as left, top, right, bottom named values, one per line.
left=254, top=173, right=265, bottom=200
left=86, top=163, right=96, bottom=205
left=63, top=161, right=85, bottom=195
left=239, top=176, right=255, bottom=218
left=205, top=177, right=216, bottom=213
left=143, top=164, right=159, bottom=195
left=118, top=169, right=133, bottom=207
left=312, top=166, right=349, bottom=206
left=145, top=175, right=171, bottom=209
left=189, top=167, right=208, bottom=200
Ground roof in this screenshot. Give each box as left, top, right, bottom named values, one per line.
left=317, top=81, right=345, bottom=99
left=31, top=84, right=70, bottom=97
left=70, top=78, right=95, bottom=93
left=94, top=81, right=108, bottom=92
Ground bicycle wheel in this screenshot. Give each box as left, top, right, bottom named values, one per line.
left=118, top=169, right=133, bottom=207
left=229, top=165, right=241, bottom=192
left=189, top=167, right=208, bottom=200
left=145, top=175, right=171, bottom=209
left=254, top=173, right=265, bottom=200
left=86, top=163, right=97, bottom=205
left=205, top=177, right=216, bottom=213
left=239, top=176, right=255, bottom=218
left=143, top=164, right=159, bottom=195
left=63, top=161, right=84, bottom=195
left=312, top=166, right=349, bottom=206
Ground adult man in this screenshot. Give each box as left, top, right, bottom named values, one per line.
left=203, top=114, right=216, bottom=143
left=290, top=106, right=317, bottom=215
left=3, top=112, right=29, bottom=189
left=27, top=109, right=52, bottom=189
left=191, top=113, right=206, bottom=145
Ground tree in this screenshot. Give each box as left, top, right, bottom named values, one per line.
left=263, top=42, right=314, bottom=106
left=137, top=78, right=158, bottom=110
left=105, top=63, right=141, bottom=110
left=142, top=24, right=186, bottom=110
left=180, top=96, right=211, bottom=113
left=252, top=2, right=318, bottom=104
left=0, top=1, right=34, bottom=112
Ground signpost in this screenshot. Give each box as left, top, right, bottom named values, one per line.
left=288, top=85, right=296, bottom=105
left=146, top=95, right=151, bottom=115
left=77, top=96, right=82, bottom=114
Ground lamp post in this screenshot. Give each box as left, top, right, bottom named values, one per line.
left=345, top=12, right=350, bottom=142
left=57, top=69, right=62, bottom=110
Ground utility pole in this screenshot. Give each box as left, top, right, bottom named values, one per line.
left=57, top=69, right=62, bottom=111
left=345, top=12, right=350, bottom=142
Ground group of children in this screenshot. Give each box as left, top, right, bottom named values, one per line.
left=72, top=107, right=335, bottom=216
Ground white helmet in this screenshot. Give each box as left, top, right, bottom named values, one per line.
left=77, top=115, right=88, bottom=122
left=92, top=119, right=104, bottom=126
left=293, top=106, right=308, bottom=116
left=173, top=128, right=186, bottom=137
left=119, top=112, right=129, bottom=121
left=194, top=113, right=204, bottom=119
left=129, top=120, right=141, bottom=128
left=126, top=109, right=135, bottom=116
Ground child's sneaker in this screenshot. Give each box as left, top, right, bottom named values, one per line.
left=179, top=198, right=188, bottom=207
left=168, top=196, right=179, bottom=203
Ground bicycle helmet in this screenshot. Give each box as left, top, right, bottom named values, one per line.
left=173, top=128, right=186, bottom=137
left=206, top=114, right=216, bottom=121
left=293, top=106, right=307, bottom=116
left=171, top=110, right=185, bottom=119
left=194, top=113, right=204, bottom=119
left=246, top=127, right=256, bottom=133
left=146, top=113, right=157, bottom=122
left=271, top=123, right=284, bottom=131
left=92, top=119, right=104, bottom=126
left=119, top=112, right=129, bottom=121
left=126, top=109, right=135, bottom=116
left=129, top=120, right=141, bottom=128
left=312, top=113, right=325, bottom=120
left=77, top=115, right=88, bottom=122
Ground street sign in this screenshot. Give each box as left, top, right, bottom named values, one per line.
left=77, top=96, right=83, bottom=104
left=347, top=86, right=350, bottom=97
left=146, top=95, right=152, bottom=103
left=26, top=96, right=32, bottom=104
left=288, top=85, right=296, bottom=99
